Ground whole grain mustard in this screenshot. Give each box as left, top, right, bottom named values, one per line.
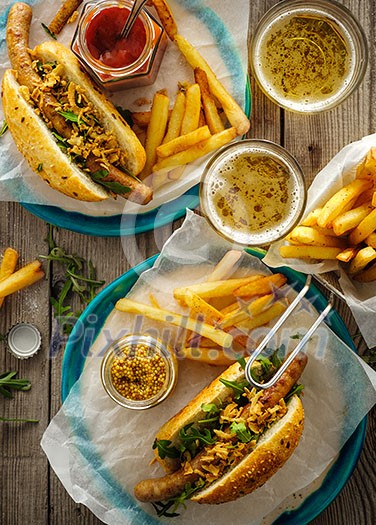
left=110, top=342, right=167, bottom=401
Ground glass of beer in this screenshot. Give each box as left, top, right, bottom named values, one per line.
left=250, top=0, right=368, bottom=113
left=200, top=139, right=306, bottom=246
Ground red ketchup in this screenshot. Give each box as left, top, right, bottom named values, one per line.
left=86, top=7, right=147, bottom=69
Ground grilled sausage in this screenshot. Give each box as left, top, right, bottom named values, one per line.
left=6, top=3, right=72, bottom=138
left=5, top=3, right=152, bottom=204
left=134, top=353, right=307, bottom=503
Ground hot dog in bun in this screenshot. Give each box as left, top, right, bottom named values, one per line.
left=134, top=352, right=307, bottom=512
left=3, top=3, right=151, bottom=204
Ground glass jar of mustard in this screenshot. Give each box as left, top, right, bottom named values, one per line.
left=101, top=334, right=178, bottom=409
left=71, top=0, right=167, bottom=92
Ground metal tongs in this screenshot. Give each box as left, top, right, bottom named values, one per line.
left=244, top=275, right=335, bottom=389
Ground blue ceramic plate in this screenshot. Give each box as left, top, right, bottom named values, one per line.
left=61, top=249, right=366, bottom=524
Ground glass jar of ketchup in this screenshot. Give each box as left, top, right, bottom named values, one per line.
left=71, top=0, right=167, bottom=91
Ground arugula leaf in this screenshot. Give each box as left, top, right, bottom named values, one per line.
left=58, top=110, right=80, bottom=123
left=237, top=356, right=247, bottom=370
left=229, top=421, right=254, bottom=443
left=152, top=439, right=180, bottom=460
left=51, top=131, right=68, bottom=151
left=152, top=480, right=205, bottom=517
left=285, top=383, right=304, bottom=401
left=41, top=23, right=56, bottom=40
left=91, top=169, right=131, bottom=194
left=219, top=378, right=249, bottom=400
left=198, top=402, right=221, bottom=424
left=0, top=120, right=8, bottom=137
left=179, top=423, right=217, bottom=446
left=37, top=163, right=43, bottom=172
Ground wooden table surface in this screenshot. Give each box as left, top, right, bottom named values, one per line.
left=1, top=0, right=375, bottom=524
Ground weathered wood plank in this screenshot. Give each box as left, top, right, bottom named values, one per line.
left=0, top=203, right=50, bottom=525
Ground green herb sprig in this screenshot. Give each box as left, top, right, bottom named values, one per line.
left=41, top=226, right=105, bottom=334
left=91, top=169, right=131, bottom=195
left=152, top=439, right=180, bottom=460
left=0, top=372, right=39, bottom=423
left=41, top=23, right=56, bottom=40
left=0, top=120, right=8, bottom=137
left=0, top=371, right=31, bottom=398
left=152, top=480, right=205, bottom=517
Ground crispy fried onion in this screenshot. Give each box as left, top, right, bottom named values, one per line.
left=30, top=60, right=128, bottom=170
left=186, top=388, right=287, bottom=485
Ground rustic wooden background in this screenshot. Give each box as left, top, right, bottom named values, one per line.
left=0, top=0, right=375, bottom=523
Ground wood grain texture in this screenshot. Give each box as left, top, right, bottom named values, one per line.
left=1, top=0, right=375, bottom=524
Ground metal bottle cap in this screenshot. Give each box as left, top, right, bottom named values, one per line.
left=6, top=323, right=41, bottom=359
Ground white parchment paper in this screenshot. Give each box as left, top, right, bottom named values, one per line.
left=0, top=0, right=248, bottom=215
left=41, top=212, right=376, bottom=525
left=264, top=133, right=376, bottom=348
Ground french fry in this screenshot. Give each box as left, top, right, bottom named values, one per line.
left=48, top=0, right=82, bottom=35
left=153, top=127, right=237, bottom=172
left=140, top=91, right=170, bottom=180
left=181, top=346, right=240, bottom=366
left=348, top=246, right=376, bottom=275
left=356, top=147, right=376, bottom=179
left=220, top=302, right=240, bottom=316
left=349, top=208, right=376, bottom=245
left=336, top=247, right=358, bottom=263
left=365, top=232, right=376, bottom=248
left=288, top=226, right=347, bottom=248
left=131, top=111, right=152, bottom=128
left=115, top=298, right=233, bottom=348
left=233, top=273, right=287, bottom=298
left=162, top=91, right=186, bottom=143
left=149, top=293, right=161, bottom=309
left=194, top=68, right=225, bottom=135
left=174, top=34, right=250, bottom=135
left=280, top=245, right=342, bottom=260
left=206, top=250, right=243, bottom=282
left=157, top=125, right=211, bottom=158
left=220, top=294, right=274, bottom=328
left=301, top=208, right=322, bottom=227
left=0, top=248, right=19, bottom=308
left=332, top=201, right=373, bottom=236
left=237, top=302, right=287, bottom=331
left=151, top=0, right=178, bottom=41
left=317, top=179, right=372, bottom=228
left=178, top=289, right=224, bottom=325
left=372, top=191, right=376, bottom=207
left=180, top=83, right=201, bottom=135
left=174, top=275, right=263, bottom=300
left=0, top=260, right=44, bottom=298
left=353, top=186, right=375, bottom=207
left=353, top=262, right=376, bottom=282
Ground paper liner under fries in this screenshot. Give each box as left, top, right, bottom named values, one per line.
left=264, top=133, right=376, bottom=348
left=41, top=212, right=376, bottom=525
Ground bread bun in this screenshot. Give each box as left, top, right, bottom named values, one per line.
left=2, top=69, right=109, bottom=201
left=32, top=41, right=146, bottom=176
left=155, top=360, right=244, bottom=473
left=191, top=394, right=304, bottom=504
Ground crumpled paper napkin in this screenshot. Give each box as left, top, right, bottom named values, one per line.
left=41, top=212, right=376, bottom=525
left=264, top=133, right=376, bottom=348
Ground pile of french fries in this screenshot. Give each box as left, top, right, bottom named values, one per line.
left=115, top=251, right=288, bottom=366
left=0, top=248, right=44, bottom=309
left=280, top=147, right=376, bottom=282
left=130, top=1, right=250, bottom=189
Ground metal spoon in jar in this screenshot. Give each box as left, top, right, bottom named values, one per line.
left=120, top=0, right=149, bottom=40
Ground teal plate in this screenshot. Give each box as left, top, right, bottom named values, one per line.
left=61, top=249, right=367, bottom=524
